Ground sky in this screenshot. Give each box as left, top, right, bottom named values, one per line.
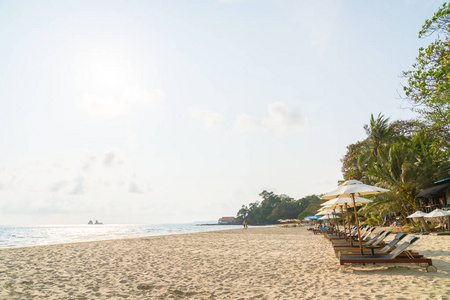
left=0, top=0, right=445, bottom=225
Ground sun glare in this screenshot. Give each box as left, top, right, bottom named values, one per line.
left=77, top=51, right=133, bottom=90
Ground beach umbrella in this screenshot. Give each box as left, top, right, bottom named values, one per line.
left=320, top=198, right=371, bottom=244
left=322, top=180, right=390, bottom=254
left=407, top=211, right=430, bottom=232
left=318, top=214, right=333, bottom=227
left=424, top=209, right=450, bottom=218
left=322, top=180, right=389, bottom=199
left=318, top=214, right=340, bottom=220
left=317, top=208, right=343, bottom=231
left=321, top=197, right=372, bottom=207
left=407, top=211, right=428, bottom=218
left=317, top=208, right=345, bottom=215
left=424, top=209, right=450, bottom=231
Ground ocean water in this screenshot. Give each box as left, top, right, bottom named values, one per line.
left=0, top=223, right=243, bottom=249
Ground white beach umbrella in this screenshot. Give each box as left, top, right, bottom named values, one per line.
left=406, top=211, right=431, bottom=233
left=321, top=196, right=373, bottom=206
left=320, top=200, right=365, bottom=244
left=322, top=180, right=390, bottom=199
left=424, top=209, right=450, bottom=231
left=424, top=209, right=450, bottom=218
left=322, top=180, right=390, bottom=254
left=407, top=211, right=428, bottom=218
left=321, top=197, right=373, bottom=241
left=318, top=214, right=341, bottom=220
left=317, top=209, right=343, bottom=230
left=317, top=207, right=345, bottom=214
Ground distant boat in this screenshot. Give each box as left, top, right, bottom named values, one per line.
left=88, top=220, right=93, bottom=225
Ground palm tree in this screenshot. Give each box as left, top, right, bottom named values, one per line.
left=359, top=193, right=402, bottom=226
left=357, top=114, right=400, bottom=184
left=366, top=135, right=449, bottom=221
left=363, top=113, right=394, bottom=158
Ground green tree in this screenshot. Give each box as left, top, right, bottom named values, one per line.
left=402, top=3, right=450, bottom=152
left=297, top=195, right=322, bottom=220
left=341, top=140, right=366, bottom=181
left=236, top=192, right=322, bottom=225
left=357, top=114, right=401, bottom=183
left=341, top=114, right=398, bottom=182
left=366, top=134, right=449, bottom=220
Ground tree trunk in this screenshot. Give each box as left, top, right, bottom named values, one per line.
left=419, top=217, right=430, bottom=232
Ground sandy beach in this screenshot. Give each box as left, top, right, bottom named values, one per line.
left=0, top=226, right=449, bottom=299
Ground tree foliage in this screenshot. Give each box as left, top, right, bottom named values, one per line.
left=341, top=140, right=366, bottom=181
left=402, top=2, right=450, bottom=152
left=341, top=113, right=450, bottom=225
left=236, top=191, right=321, bottom=225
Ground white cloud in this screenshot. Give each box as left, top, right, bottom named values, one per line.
left=188, top=107, right=225, bottom=130
left=50, top=180, right=69, bottom=193
left=128, top=181, right=143, bottom=194
left=234, top=114, right=263, bottom=133
left=70, top=176, right=85, bottom=195
left=80, top=93, right=128, bottom=118
left=81, top=150, right=124, bottom=171
left=80, top=85, right=167, bottom=118
left=103, top=151, right=116, bottom=167
left=121, top=85, right=167, bottom=107
left=234, top=102, right=307, bottom=135
left=81, top=153, right=97, bottom=172
left=0, top=151, right=149, bottom=208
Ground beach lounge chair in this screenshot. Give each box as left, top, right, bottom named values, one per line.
left=333, top=230, right=391, bottom=251
left=336, top=232, right=406, bottom=255
left=331, top=226, right=375, bottom=245
left=328, top=226, right=366, bottom=241
left=336, top=232, right=421, bottom=258
left=338, top=236, right=436, bottom=272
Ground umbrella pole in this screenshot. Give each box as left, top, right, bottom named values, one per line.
left=333, top=209, right=339, bottom=232
left=340, top=205, right=346, bottom=238
left=351, top=194, right=364, bottom=255
left=344, top=203, right=352, bottom=245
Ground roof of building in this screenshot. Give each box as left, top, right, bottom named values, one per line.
left=220, top=217, right=236, bottom=222
left=416, top=182, right=450, bottom=198
left=435, top=177, right=450, bottom=184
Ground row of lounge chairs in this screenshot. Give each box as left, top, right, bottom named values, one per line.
left=311, top=225, right=436, bottom=272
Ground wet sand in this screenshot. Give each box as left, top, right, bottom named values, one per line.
left=0, top=226, right=449, bottom=299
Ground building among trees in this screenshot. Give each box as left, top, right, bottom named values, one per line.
left=218, top=217, right=236, bottom=225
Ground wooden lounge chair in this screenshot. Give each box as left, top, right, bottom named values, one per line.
left=332, top=228, right=383, bottom=247
left=337, top=232, right=421, bottom=258
left=339, top=236, right=436, bottom=272
left=329, top=226, right=368, bottom=241
left=331, top=227, right=375, bottom=245
left=336, top=232, right=406, bottom=254
left=334, top=231, right=391, bottom=252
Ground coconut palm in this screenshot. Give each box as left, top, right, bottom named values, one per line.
left=356, top=114, right=402, bottom=184
left=366, top=135, right=449, bottom=220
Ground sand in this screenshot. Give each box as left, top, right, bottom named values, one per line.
left=0, top=226, right=449, bottom=299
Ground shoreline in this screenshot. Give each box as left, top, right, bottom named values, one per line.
left=0, top=227, right=243, bottom=251
left=0, top=223, right=244, bottom=250
left=0, top=226, right=449, bottom=299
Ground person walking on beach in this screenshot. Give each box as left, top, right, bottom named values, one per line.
left=243, top=220, right=248, bottom=229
